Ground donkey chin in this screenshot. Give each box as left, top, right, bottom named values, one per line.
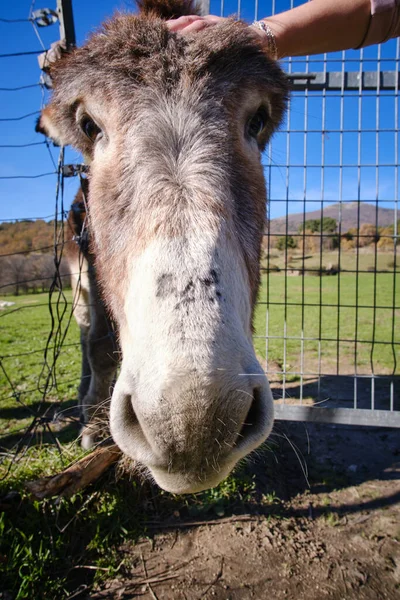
left=110, top=353, right=274, bottom=494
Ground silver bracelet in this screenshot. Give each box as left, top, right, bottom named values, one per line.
left=252, top=20, right=278, bottom=60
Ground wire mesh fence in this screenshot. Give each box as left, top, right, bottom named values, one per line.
left=1, top=0, right=399, bottom=482
left=208, top=0, right=400, bottom=425
left=0, top=2, right=86, bottom=473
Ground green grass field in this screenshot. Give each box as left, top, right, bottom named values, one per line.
left=0, top=291, right=81, bottom=441
left=0, top=264, right=399, bottom=598
left=254, top=269, right=400, bottom=376
left=0, top=288, right=265, bottom=598
left=263, top=248, right=399, bottom=273
left=1, top=264, right=398, bottom=443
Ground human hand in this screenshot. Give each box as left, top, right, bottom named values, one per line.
left=166, top=14, right=271, bottom=45
left=38, top=40, right=67, bottom=72
left=166, top=14, right=226, bottom=34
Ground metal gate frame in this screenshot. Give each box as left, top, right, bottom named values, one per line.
left=202, top=0, right=400, bottom=427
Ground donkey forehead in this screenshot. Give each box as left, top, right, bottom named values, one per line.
left=51, top=18, right=286, bottom=103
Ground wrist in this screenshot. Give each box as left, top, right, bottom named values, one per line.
left=252, top=20, right=278, bottom=59
left=252, top=18, right=288, bottom=59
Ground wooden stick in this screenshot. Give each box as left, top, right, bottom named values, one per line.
left=146, top=514, right=262, bottom=529
left=141, top=552, right=160, bottom=600
left=25, top=444, right=122, bottom=500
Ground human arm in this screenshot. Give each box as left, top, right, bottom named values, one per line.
left=166, top=0, right=400, bottom=58
left=260, top=0, right=399, bottom=58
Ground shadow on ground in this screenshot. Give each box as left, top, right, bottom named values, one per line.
left=1, top=418, right=399, bottom=600
left=0, top=399, right=79, bottom=449
left=269, top=374, right=400, bottom=411
left=139, top=420, right=400, bottom=531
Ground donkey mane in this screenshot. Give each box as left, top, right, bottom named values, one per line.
left=136, top=0, right=201, bottom=18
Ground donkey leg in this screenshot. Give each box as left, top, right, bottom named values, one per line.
left=78, top=328, right=91, bottom=406
left=69, top=263, right=92, bottom=419
left=80, top=271, right=117, bottom=449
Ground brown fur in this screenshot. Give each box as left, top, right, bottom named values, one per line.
left=64, top=180, right=89, bottom=261
left=136, top=0, right=200, bottom=18
left=45, top=3, right=287, bottom=315
left=62, top=183, right=117, bottom=444
left=38, top=0, right=289, bottom=488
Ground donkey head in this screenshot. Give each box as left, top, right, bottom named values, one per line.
left=38, top=0, right=288, bottom=493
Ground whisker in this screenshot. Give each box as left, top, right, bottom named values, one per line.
left=235, top=388, right=254, bottom=400
left=273, top=431, right=310, bottom=488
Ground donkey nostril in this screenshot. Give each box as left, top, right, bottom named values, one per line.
left=123, top=393, right=138, bottom=426
left=236, top=387, right=265, bottom=446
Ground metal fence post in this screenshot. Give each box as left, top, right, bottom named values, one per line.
left=198, top=0, right=210, bottom=16
left=56, top=0, right=76, bottom=49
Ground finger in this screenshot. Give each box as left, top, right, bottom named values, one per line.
left=203, top=15, right=226, bottom=25
left=178, top=20, right=212, bottom=34
left=166, top=15, right=204, bottom=32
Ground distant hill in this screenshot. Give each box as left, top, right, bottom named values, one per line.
left=269, top=202, right=396, bottom=234
left=1, top=202, right=396, bottom=256
left=0, top=219, right=55, bottom=256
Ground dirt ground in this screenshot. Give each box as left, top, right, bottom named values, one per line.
left=89, top=422, right=400, bottom=600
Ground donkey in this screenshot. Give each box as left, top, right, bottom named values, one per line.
left=37, top=112, right=117, bottom=448
left=63, top=182, right=117, bottom=449
left=37, top=0, right=288, bottom=493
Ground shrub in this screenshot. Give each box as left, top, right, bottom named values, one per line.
left=276, top=235, right=297, bottom=251
left=306, top=266, right=327, bottom=276
left=265, top=264, right=280, bottom=272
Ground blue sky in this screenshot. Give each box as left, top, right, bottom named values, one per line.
left=0, top=0, right=398, bottom=223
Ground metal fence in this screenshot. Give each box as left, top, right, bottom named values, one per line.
left=205, top=0, right=400, bottom=427
left=1, top=0, right=399, bottom=444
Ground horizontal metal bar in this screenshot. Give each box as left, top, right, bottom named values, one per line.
left=263, top=234, right=397, bottom=239
left=258, top=302, right=400, bottom=311
left=255, top=334, right=400, bottom=345
left=274, top=405, right=400, bottom=427
left=267, top=198, right=400, bottom=204
left=269, top=164, right=399, bottom=168
left=260, top=270, right=399, bottom=276
left=276, top=129, right=398, bottom=133
left=289, top=71, right=399, bottom=91
left=286, top=57, right=399, bottom=63
left=291, top=92, right=399, bottom=97
left=267, top=371, right=398, bottom=378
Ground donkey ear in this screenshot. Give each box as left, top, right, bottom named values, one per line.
left=35, top=105, right=69, bottom=146
left=136, top=0, right=201, bottom=19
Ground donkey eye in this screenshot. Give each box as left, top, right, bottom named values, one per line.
left=80, top=115, right=102, bottom=142
left=247, top=107, right=269, bottom=139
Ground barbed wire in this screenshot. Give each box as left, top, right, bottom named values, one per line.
left=0, top=1, right=98, bottom=475
left=0, top=17, right=31, bottom=23
left=0, top=50, right=45, bottom=58
left=0, top=375, right=92, bottom=405
left=0, top=243, right=65, bottom=257
left=1, top=149, right=73, bottom=470
left=0, top=172, right=57, bottom=179
left=0, top=109, right=41, bottom=121
left=0, top=83, right=41, bottom=91
left=1, top=334, right=111, bottom=362
left=0, top=270, right=86, bottom=291
left=0, top=141, right=46, bottom=148
left=0, top=213, right=66, bottom=222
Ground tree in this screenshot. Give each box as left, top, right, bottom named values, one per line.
left=377, top=224, right=399, bottom=249
left=358, top=223, right=379, bottom=247
left=276, top=235, right=297, bottom=251
left=2, top=256, right=28, bottom=295
left=298, top=217, right=337, bottom=234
